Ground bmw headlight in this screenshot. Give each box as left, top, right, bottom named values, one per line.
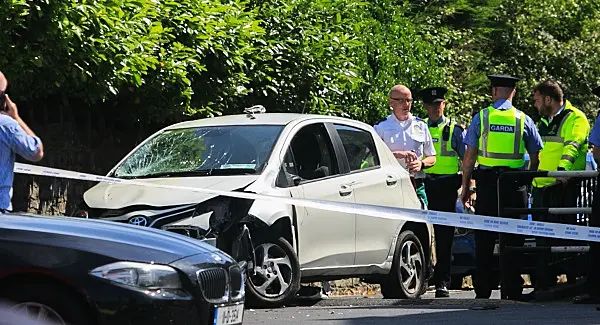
left=90, top=261, right=183, bottom=289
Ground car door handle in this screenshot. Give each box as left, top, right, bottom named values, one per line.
left=386, top=175, right=398, bottom=186
left=339, top=184, right=353, bottom=197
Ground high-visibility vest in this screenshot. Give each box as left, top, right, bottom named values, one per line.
left=424, top=117, right=459, bottom=175
left=533, top=101, right=589, bottom=188
left=477, top=106, right=526, bottom=168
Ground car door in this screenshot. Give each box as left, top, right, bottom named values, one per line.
left=331, top=123, right=410, bottom=266
left=275, top=122, right=357, bottom=270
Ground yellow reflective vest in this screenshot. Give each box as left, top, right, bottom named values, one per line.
left=424, top=117, right=460, bottom=175
left=533, top=100, right=590, bottom=188
left=477, top=106, right=526, bottom=168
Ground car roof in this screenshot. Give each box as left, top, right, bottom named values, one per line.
left=166, top=112, right=371, bottom=130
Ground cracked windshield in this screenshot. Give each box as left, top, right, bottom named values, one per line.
left=112, top=125, right=284, bottom=179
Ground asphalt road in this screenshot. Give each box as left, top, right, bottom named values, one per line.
left=243, top=288, right=600, bottom=325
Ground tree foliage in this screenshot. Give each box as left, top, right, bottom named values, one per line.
left=407, top=0, right=600, bottom=122
left=1, top=0, right=600, bottom=128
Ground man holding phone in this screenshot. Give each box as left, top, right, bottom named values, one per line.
left=0, top=71, right=44, bottom=213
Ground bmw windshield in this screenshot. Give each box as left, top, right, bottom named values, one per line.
left=111, top=125, right=284, bottom=179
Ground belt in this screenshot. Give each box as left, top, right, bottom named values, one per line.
left=477, top=167, right=516, bottom=172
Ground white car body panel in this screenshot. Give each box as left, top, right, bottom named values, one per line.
left=81, top=112, right=435, bottom=280
left=83, top=176, right=259, bottom=209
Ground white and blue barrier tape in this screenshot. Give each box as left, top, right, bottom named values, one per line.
left=13, top=163, right=600, bottom=243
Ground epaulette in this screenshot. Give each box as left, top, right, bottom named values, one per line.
left=374, top=117, right=387, bottom=125
left=414, top=116, right=428, bottom=126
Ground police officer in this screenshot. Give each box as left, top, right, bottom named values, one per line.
left=531, top=80, right=590, bottom=191
left=418, top=86, right=466, bottom=297
left=460, top=75, right=544, bottom=301
left=374, top=84, right=437, bottom=208
left=529, top=81, right=590, bottom=290
left=573, top=85, right=600, bottom=304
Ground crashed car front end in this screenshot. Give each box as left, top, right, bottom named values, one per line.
left=74, top=122, right=288, bottom=273
left=75, top=188, right=265, bottom=273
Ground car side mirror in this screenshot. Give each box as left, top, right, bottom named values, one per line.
left=292, top=176, right=302, bottom=186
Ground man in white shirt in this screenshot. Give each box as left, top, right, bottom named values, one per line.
left=374, top=84, right=437, bottom=208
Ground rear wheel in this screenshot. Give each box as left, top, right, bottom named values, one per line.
left=381, top=230, right=427, bottom=299
left=245, top=236, right=301, bottom=307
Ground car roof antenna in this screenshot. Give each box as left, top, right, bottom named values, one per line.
left=244, top=105, right=266, bottom=119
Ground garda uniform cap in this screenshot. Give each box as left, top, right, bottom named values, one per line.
left=487, top=74, right=520, bottom=88
left=418, top=87, right=448, bottom=104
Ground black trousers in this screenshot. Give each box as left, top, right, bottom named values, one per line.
left=584, top=180, right=600, bottom=295
left=472, top=168, right=527, bottom=299
left=424, top=174, right=461, bottom=289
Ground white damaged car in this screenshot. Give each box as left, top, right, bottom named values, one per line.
left=75, top=106, right=435, bottom=307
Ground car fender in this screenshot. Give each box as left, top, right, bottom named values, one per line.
left=246, top=200, right=297, bottom=250
left=385, top=220, right=436, bottom=270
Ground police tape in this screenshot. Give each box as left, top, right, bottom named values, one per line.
left=13, top=162, right=600, bottom=243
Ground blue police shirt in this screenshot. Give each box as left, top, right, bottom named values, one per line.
left=464, top=99, right=543, bottom=169
left=589, top=114, right=600, bottom=147
left=0, top=115, right=42, bottom=210
left=426, top=116, right=466, bottom=160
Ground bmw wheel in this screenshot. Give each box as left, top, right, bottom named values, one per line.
left=2, top=282, right=93, bottom=325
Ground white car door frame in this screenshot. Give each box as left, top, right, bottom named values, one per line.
left=275, top=121, right=358, bottom=273
left=330, top=122, right=413, bottom=267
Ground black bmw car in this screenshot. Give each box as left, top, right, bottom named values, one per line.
left=0, top=212, right=245, bottom=325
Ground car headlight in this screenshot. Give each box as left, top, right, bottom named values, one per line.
left=90, top=261, right=183, bottom=289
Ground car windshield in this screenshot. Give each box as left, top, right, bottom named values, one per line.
left=111, top=125, right=284, bottom=179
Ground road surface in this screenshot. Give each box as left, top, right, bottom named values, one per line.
left=243, top=288, right=600, bottom=325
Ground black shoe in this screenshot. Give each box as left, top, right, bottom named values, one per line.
left=573, top=294, right=600, bottom=304
left=435, top=287, right=450, bottom=298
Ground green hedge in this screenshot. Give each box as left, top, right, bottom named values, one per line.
left=1, top=0, right=599, bottom=127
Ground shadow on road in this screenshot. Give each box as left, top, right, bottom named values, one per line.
left=300, top=303, right=600, bottom=325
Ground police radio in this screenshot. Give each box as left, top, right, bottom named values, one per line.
left=0, top=90, right=6, bottom=112
left=0, top=88, right=8, bottom=112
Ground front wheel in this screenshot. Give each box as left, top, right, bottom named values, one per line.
left=380, top=230, right=427, bottom=299
left=245, top=236, right=301, bottom=308
left=1, top=283, right=93, bottom=325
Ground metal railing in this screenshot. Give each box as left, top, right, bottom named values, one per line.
left=497, top=170, right=598, bottom=294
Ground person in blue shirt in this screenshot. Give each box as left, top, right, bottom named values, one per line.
left=573, top=85, right=600, bottom=304
left=459, top=74, right=544, bottom=301
left=0, top=71, right=44, bottom=212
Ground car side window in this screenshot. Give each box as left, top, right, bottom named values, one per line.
left=334, top=124, right=380, bottom=171
left=276, top=123, right=340, bottom=187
